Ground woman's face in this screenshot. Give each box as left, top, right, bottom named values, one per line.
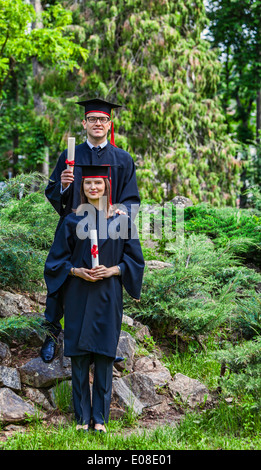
left=83, top=178, right=106, bottom=202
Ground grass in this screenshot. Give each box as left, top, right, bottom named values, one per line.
left=1, top=334, right=260, bottom=451
left=1, top=398, right=260, bottom=450
left=1, top=175, right=261, bottom=451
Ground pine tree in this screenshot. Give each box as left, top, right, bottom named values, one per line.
left=70, top=0, right=240, bottom=205
left=1, top=0, right=241, bottom=206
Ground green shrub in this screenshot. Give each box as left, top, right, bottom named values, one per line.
left=0, top=173, right=58, bottom=291
left=214, top=337, right=261, bottom=408
left=124, top=233, right=261, bottom=341
left=0, top=315, right=45, bottom=343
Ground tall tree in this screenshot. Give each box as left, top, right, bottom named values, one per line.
left=0, top=0, right=88, bottom=175
left=206, top=0, right=261, bottom=188
left=70, top=0, right=240, bottom=205
left=1, top=0, right=240, bottom=206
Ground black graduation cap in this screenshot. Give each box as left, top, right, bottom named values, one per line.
left=81, top=164, right=110, bottom=179
left=76, top=98, right=122, bottom=147
left=76, top=98, right=121, bottom=117
left=80, top=164, right=112, bottom=205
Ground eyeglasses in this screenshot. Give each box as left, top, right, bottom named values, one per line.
left=86, top=116, right=110, bottom=124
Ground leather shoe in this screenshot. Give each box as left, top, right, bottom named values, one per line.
left=40, top=335, right=57, bottom=363
left=114, top=356, right=125, bottom=363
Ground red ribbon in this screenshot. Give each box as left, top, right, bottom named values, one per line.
left=91, top=245, right=99, bottom=258
left=65, top=159, right=75, bottom=166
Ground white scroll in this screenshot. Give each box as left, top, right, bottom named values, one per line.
left=67, top=137, right=75, bottom=170
left=90, top=229, right=99, bottom=267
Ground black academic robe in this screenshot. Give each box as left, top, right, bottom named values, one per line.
left=45, top=142, right=140, bottom=220
left=44, top=210, right=144, bottom=358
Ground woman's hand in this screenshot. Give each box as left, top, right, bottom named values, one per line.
left=90, top=265, right=119, bottom=279
left=72, top=267, right=101, bottom=282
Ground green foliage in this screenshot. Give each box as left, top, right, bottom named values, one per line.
left=214, top=337, right=261, bottom=407
left=206, top=0, right=261, bottom=190
left=126, top=231, right=261, bottom=338
left=0, top=315, right=45, bottom=343
left=183, top=202, right=261, bottom=262
left=206, top=0, right=261, bottom=142
left=1, top=397, right=260, bottom=450
left=0, top=0, right=88, bottom=173
left=0, top=0, right=88, bottom=91
left=1, top=0, right=240, bottom=206
left=0, top=173, right=58, bottom=291
left=52, top=380, right=73, bottom=414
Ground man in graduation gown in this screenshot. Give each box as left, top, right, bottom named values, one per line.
left=41, top=98, right=141, bottom=363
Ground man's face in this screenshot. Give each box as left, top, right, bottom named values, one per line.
left=82, top=112, right=111, bottom=142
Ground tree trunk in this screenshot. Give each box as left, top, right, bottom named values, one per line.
left=30, top=0, right=49, bottom=175
left=257, top=88, right=261, bottom=145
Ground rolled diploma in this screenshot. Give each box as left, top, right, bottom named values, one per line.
left=67, top=137, right=75, bottom=170
left=90, top=229, right=99, bottom=267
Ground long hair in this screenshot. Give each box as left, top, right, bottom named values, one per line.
left=79, top=178, right=111, bottom=217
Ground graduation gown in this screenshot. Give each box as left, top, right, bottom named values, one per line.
left=45, top=142, right=140, bottom=219
left=44, top=210, right=144, bottom=358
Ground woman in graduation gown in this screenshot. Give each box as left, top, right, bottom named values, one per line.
left=44, top=165, right=144, bottom=433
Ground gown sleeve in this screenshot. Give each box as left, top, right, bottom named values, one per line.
left=118, top=157, right=140, bottom=218
left=45, top=151, right=72, bottom=216
left=118, top=218, right=144, bottom=300
left=44, top=216, right=75, bottom=295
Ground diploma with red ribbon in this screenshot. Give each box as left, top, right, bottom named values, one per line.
left=90, top=230, right=99, bottom=267
left=66, top=137, right=75, bottom=170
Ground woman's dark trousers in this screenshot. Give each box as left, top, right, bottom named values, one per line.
left=71, top=353, right=114, bottom=426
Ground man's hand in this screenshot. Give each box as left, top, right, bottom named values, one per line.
left=61, top=169, right=74, bottom=189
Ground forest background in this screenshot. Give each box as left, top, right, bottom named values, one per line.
left=0, top=0, right=261, bottom=451
left=1, top=0, right=261, bottom=205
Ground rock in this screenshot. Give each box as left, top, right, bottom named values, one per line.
left=21, top=329, right=45, bottom=347
left=122, top=314, right=134, bottom=327
left=0, top=290, right=35, bottom=318
left=171, top=196, right=193, bottom=208
left=169, top=373, right=212, bottom=408
left=23, top=387, right=55, bottom=411
left=121, top=372, right=162, bottom=408
left=145, top=260, right=173, bottom=270
left=19, top=356, right=71, bottom=388
left=111, top=377, right=144, bottom=415
left=133, top=323, right=151, bottom=341
left=0, top=388, right=38, bottom=424
left=115, top=331, right=136, bottom=372
left=109, top=407, right=126, bottom=420
left=134, top=357, right=172, bottom=387
left=1, top=424, right=26, bottom=439
left=0, top=341, right=12, bottom=366
left=0, top=366, right=21, bottom=391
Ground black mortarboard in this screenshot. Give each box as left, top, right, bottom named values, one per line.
left=81, top=164, right=110, bottom=179
left=76, top=99, right=121, bottom=147
left=76, top=98, right=121, bottom=117
left=80, top=164, right=112, bottom=205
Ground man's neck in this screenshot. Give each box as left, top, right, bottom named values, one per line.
left=87, top=137, right=108, bottom=148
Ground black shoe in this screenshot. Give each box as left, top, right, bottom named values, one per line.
left=40, top=335, right=57, bottom=363
left=114, top=356, right=125, bottom=363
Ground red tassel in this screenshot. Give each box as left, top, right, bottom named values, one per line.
left=109, top=165, right=112, bottom=205
left=110, top=109, right=117, bottom=147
